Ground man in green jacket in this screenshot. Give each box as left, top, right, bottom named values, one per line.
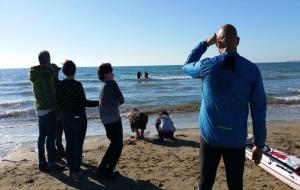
left=29, top=50, right=58, bottom=172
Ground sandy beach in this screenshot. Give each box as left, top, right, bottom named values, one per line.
left=0, top=121, right=299, bottom=190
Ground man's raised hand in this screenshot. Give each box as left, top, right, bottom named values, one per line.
left=206, top=33, right=217, bottom=46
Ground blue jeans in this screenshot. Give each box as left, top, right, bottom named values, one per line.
left=62, top=112, right=87, bottom=173
left=38, top=111, right=57, bottom=165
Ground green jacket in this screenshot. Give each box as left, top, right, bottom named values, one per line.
left=29, top=65, right=58, bottom=112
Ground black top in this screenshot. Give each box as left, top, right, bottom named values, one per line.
left=57, top=79, right=99, bottom=113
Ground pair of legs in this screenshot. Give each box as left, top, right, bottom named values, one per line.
left=62, top=113, right=87, bottom=176
left=198, top=136, right=245, bottom=190
left=38, top=111, right=57, bottom=169
left=55, top=117, right=65, bottom=158
left=133, top=128, right=144, bottom=139
left=98, top=119, right=123, bottom=175
left=158, top=131, right=175, bottom=141
left=155, top=123, right=175, bottom=141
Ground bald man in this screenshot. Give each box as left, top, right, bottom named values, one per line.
left=183, top=24, right=267, bottom=190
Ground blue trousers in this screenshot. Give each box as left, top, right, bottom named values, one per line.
left=38, top=111, right=57, bottom=165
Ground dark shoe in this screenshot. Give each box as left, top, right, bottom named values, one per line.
left=71, top=172, right=82, bottom=182
left=170, top=137, right=176, bottom=142
left=155, top=138, right=164, bottom=143
left=96, top=168, right=108, bottom=178
left=39, top=162, right=48, bottom=172
left=48, top=163, right=65, bottom=172
left=106, top=171, right=121, bottom=178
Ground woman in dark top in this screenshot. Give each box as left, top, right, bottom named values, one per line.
left=57, top=60, right=98, bottom=180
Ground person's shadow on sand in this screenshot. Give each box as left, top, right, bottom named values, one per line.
left=48, top=162, right=163, bottom=190
left=143, top=136, right=200, bottom=148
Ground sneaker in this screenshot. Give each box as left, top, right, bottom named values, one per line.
left=71, top=172, right=82, bottom=182
left=96, top=168, right=108, bottom=178
left=38, top=162, right=48, bottom=172
left=107, top=171, right=121, bottom=178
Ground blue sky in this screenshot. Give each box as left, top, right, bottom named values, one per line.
left=0, top=0, right=300, bottom=68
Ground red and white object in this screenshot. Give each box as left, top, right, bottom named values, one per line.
left=246, top=136, right=300, bottom=190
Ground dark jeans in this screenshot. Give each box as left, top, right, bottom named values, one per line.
left=199, top=136, right=245, bottom=190
left=56, top=117, right=65, bottom=155
left=98, top=119, right=123, bottom=173
left=62, top=112, right=87, bottom=173
left=38, top=111, right=57, bottom=165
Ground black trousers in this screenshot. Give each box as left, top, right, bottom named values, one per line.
left=56, top=117, right=65, bottom=155
left=62, top=112, right=87, bottom=173
left=198, top=136, right=245, bottom=190
left=98, top=119, right=123, bottom=173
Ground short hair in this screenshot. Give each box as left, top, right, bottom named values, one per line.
left=160, top=110, right=169, bottom=116
left=38, top=50, right=50, bottom=65
left=218, top=24, right=238, bottom=45
left=62, top=60, right=76, bottom=77
left=98, top=63, right=113, bottom=81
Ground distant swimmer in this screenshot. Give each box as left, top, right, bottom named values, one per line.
left=144, top=71, right=149, bottom=79
left=137, top=71, right=143, bottom=79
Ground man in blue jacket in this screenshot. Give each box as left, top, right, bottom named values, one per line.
left=183, top=24, right=267, bottom=190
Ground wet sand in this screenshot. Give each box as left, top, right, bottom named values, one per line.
left=0, top=121, right=299, bottom=190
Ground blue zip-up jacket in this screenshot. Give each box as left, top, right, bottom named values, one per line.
left=183, top=41, right=267, bottom=148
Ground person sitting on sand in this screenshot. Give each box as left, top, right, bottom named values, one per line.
left=29, top=51, right=59, bottom=172
left=97, top=63, right=124, bottom=178
left=57, top=60, right=99, bottom=180
left=183, top=24, right=267, bottom=190
left=155, top=111, right=176, bottom=142
left=128, top=108, right=148, bottom=139
left=137, top=71, right=143, bottom=79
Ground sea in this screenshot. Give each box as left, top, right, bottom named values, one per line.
left=1, top=63, right=300, bottom=157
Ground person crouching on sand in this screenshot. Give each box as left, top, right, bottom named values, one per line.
left=128, top=108, right=148, bottom=139
left=57, top=60, right=99, bottom=180
left=97, top=63, right=124, bottom=178
left=155, top=111, right=176, bottom=142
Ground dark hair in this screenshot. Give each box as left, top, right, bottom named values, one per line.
left=159, top=110, right=169, bottom=116
left=38, top=50, right=50, bottom=65
left=98, top=63, right=113, bottom=81
left=62, top=60, right=76, bottom=77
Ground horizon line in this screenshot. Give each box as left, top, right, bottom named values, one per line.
left=0, top=61, right=300, bottom=69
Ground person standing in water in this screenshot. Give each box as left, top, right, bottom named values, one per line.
left=144, top=71, right=149, bottom=79
left=137, top=71, right=143, bottom=79
left=183, top=24, right=267, bottom=190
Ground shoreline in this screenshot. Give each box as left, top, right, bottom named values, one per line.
left=0, top=121, right=300, bottom=189
left=2, top=108, right=300, bottom=159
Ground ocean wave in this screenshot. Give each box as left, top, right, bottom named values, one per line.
left=151, top=76, right=192, bottom=80
left=124, top=76, right=192, bottom=81
left=0, top=100, right=33, bottom=108
left=80, top=79, right=99, bottom=83
left=1, top=95, right=300, bottom=120
left=0, top=108, right=36, bottom=119
left=287, top=88, right=300, bottom=93
left=121, top=103, right=200, bottom=116
left=268, top=95, right=300, bottom=105
left=1, top=90, right=33, bottom=96
left=0, top=81, right=31, bottom=87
